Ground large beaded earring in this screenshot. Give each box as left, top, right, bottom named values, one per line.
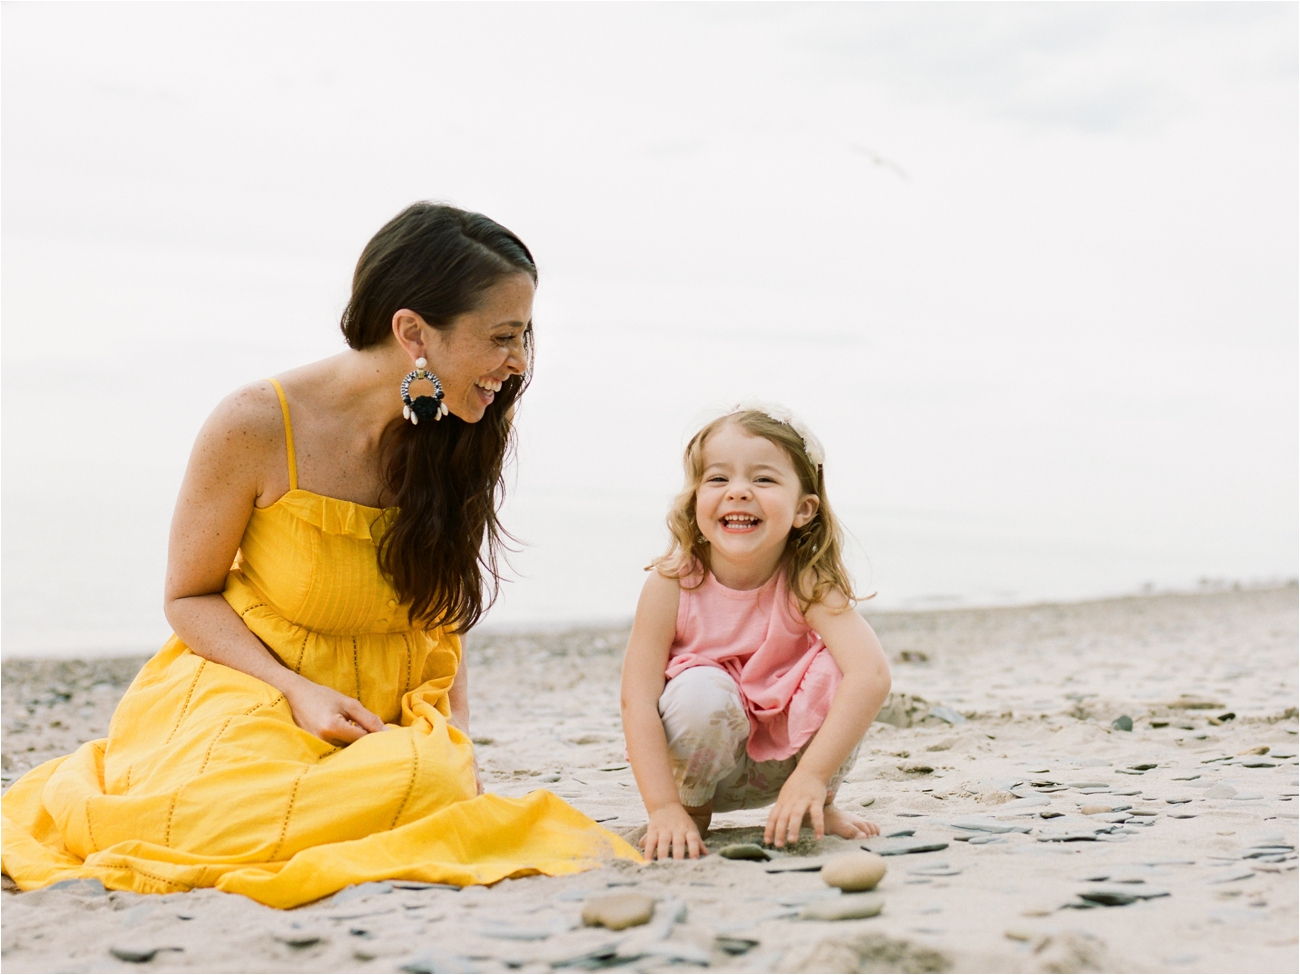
left=401, top=358, right=448, bottom=425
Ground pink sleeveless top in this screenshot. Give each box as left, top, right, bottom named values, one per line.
left=665, top=567, right=842, bottom=762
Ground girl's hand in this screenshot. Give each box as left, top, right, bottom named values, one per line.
left=764, top=768, right=831, bottom=848
left=284, top=676, right=386, bottom=746
left=643, top=804, right=708, bottom=861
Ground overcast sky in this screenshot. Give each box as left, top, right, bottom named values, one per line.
left=3, top=3, right=1296, bottom=655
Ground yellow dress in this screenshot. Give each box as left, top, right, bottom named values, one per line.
left=1, top=380, right=638, bottom=908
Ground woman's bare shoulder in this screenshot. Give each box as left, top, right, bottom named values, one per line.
left=187, top=381, right=287, bottom=485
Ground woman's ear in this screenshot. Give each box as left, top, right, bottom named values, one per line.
left=793, top=493, right=821, bottom=529
left=391, top=309, right=429, bottom=362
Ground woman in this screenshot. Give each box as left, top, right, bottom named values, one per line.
left=1, top=203, right=638, bottom=908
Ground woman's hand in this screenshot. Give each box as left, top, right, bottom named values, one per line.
left=642, top=803, right=707, bottom=861
left=765, top=767, right=831, bottom=848
left=283, top=675, right=386, bottom=746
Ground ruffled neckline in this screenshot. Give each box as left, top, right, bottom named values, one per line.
left=258, top=489, right=396, bottom=541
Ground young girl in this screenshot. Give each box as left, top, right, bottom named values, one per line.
left=621, top=406, right=892, bottom=861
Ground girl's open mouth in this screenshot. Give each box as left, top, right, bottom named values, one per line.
left=721, top=514, right=760, bottom=532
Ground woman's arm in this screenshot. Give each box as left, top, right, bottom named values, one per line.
left=619, top=571, right=702, bottom=860
left=164, top=383, right=384, bottom=746
left=764, top=591, right=891, bottom=847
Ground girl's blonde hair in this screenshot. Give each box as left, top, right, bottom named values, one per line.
left=651, top=409, right=858, bottom=613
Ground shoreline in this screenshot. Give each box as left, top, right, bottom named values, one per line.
left=3, top=584, right=1297, bottom=973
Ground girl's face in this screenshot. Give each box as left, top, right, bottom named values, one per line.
left=418, top=273, right=534, bottom=423
left=695, top=421, right=819, bottom=574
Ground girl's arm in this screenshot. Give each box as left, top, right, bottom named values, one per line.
left=764, top=590, right=891, bottom=847
left=619, top=571, right=703, bottom=860
left=164, top=384, right=385, bottom=746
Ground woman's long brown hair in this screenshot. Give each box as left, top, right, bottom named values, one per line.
left=340, top=202, right=535, bottom=633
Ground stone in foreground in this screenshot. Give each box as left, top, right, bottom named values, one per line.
left=799, top=893, right=885, bottom=921
left=582, top=893, right=655, bottom=930
left=821, top=851, right=888, bottom=892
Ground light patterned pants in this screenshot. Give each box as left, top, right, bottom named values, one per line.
left=658, top=666, right=860, bottom=812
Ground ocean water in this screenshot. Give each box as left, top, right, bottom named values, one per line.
left=2, top=4, right=1296, bottom=657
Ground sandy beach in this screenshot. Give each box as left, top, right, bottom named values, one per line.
left=3, top=584, right=1296, bottom=974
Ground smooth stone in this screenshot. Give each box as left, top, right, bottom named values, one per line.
left=1205, top=868, right=1255, bottom=884
left=1129, top=763, right=1158, bottom=771
left=798, top=893, right=884, bottom=921
left=717, top=843, right=771, bottom=861
left=477, top=923, right=553, bottom=941
left=275, top=932, right=325, bottom=948
left=859, top=797, right=876, bottom=807
left=1239, top=746, right=1270, bottom=755
left=765, top=857, right=828, bottom=874
left=641, top=941, right=712, bottom=965
left=109, top=946, right=180, bottom=964
left=582, top=893, right=655, bottom=930
left=1111, top=715, right=1134, bottom=732
left=1241, top=761, right=1277, bottom=768
left=1080, top=886, right=1170, bottom=906
left=866, top=838, right=949, bottom=856
left=716, top=935, right=759, bottom=955
left=1111, top=789, right=1141, bottom=796
left=400, top=951, right=480, bottom=974
left=968, top=834, right=1004, bottom=845
left=1080, top=804, right=1113, bottom=815
left=1166, top=797, right=1193, bottom=804
left=1169, top=812, right=1197, bottom=819
left=1039, top=810, right=1065, bottom=819
left=885, top=828, right=916, bottom=838
left=1205, top=784, right=1238, bottom=799
left=1068, top=782, right=1110, bottom=789
left=950, top=818, right=1027, bottom=834
left=1232, top=793, right=1266, bottom=800
left=1078, top=787, right=1112, bottom=795
left=820, top=851, right=887, bottom=892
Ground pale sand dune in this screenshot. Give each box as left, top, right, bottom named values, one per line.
left=3, top=585, right=1297, bottom=973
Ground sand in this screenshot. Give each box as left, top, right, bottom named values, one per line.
left=2, top=585, right=1297, bottom=973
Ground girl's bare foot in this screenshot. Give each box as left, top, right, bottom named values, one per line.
left=685, top=801, right=713, bottom=837
left=823, top=802, right=879, bottom=839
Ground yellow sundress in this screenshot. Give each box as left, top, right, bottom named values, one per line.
left=1, top=379, right=638, bottom=908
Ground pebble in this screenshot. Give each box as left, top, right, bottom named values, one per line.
left=1129, top=763, right=1158, bottom=771
left=1111, top=715, right=1133, bottom=732
left=765, top=857, right=828, bottom=874
left=716, top=935, right=760, bottom=955
left=400, top=950, right=480, bottom=973
left=1166, top=797, right=1193, bottom=804
left=1168, top=812, right=1197, bottom=819
left=1068, top=781, right=1110, bottom=789
left=109, top=946, right=180, bottom=964
left=717, top=843, right=771, bottom=861
left=1205, top=784, right=1238, bottom=799
left=866, top=838, right=949, bottom=856
left=1080, top=804, right=1114, bottom=815
left=1239, top=746, right=1270, bottom=755
left=859, top=796, right=876, bottom=807
left=949, top=818, right=1028, bottom=834
left=798, top=893, right=884, bottom=921
left=820, top=851, right=887, bottom=892
left=581, top=893, right=655, bottom=930
left=1039, top=810, right=1064, bottom=819
left=1079, top=886, right=1170, bottom=906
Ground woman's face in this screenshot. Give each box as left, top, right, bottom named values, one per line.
left=422, top=273, right=534, bottom=424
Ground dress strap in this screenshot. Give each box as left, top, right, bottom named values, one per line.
left=266, top=378, right=298, bottom=492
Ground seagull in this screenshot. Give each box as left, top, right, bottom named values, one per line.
left=848, top=144, right=909, bottom=181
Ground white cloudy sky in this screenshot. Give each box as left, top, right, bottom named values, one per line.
left=3, top=3, right=1296, bottom=655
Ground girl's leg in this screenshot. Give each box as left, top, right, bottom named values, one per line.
left=658, top=667, right=750, bottom=835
